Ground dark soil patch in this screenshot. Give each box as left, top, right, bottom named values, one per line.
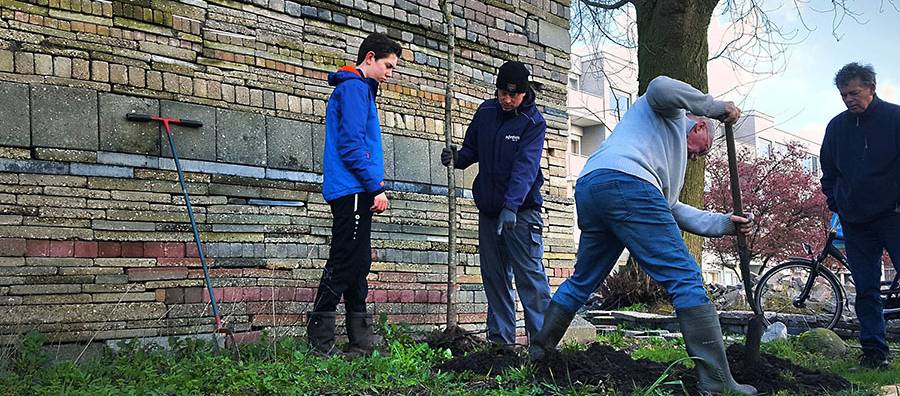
left=423, top=325, right=489, bottom=357
left=436, top=342, right=852, bottom=395
left=726, top=344, right=851, bottom=395
left=434, top=345, right=521, bottom=375
left=536, top=344, right=685, bottom=394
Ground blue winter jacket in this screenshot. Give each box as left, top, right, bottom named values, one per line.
left=322, top=66, right=386, bottom=202
left=455, top=90, right=546, bottom=216
left=821, top=95, right=900, bottom=224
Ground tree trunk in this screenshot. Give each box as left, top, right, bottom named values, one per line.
left=635, top=0, right=719, bottom=265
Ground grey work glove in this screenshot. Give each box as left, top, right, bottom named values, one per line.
left=440, top=145, right=458, bottom=167
left=497, top=208, right=517, bottom=236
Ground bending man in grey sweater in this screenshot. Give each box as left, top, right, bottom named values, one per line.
left=529, top=76, right=756, bottom=395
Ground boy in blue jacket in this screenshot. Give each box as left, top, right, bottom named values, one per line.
left=441, top=61, right=552, bottom=346
left=820, top=62, right=900, bottom=370
left=308, top=33, right=401, bottom=357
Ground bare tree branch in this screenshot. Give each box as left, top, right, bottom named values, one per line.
left=581, top=0, right=633, bottom=10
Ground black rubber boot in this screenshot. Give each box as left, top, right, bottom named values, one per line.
left=677, top=304, right=757, bottom=395
left=307, top=311, right=341, bottom=357
left=345, top=312, right=374, bottom=358
left=528, top=301, right=576, bottom=361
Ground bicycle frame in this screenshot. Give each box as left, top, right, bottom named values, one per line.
left=792, top=227, right=900, bottom=317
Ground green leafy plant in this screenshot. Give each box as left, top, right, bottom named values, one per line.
left=10, top=330, right=49, bottom=375
left=631, top=358, right=691, bottom=396
left=561, top=339, right=587, bottom=352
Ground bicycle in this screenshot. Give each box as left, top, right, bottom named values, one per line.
left=753, top=226, right=900, bottom=333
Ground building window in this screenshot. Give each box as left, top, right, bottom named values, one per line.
left=610, top=89, right=630, bottom=120
left=568, top=75, right=580, bottom=90
left=757, top=138, right=772, bottom=158
left=803, top=155, right=819, bottom=174
left=570, top=139, right=581, bottom=155
left=772, top=142, right=788, bottom=156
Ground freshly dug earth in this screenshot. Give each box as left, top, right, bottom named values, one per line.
left=725, top=344, right=851, bottom=394
left=424, top=325, right=490, bottom=357
left=435, top=342, right=851, bottom=394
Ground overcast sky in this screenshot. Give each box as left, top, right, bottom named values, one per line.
left=708, top=1, right=900, bottom=144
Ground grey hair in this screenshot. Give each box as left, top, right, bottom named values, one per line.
left=834, top=62, right=876, bottom=88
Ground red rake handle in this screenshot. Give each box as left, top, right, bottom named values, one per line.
left=126, top=113, right=203, bottom=129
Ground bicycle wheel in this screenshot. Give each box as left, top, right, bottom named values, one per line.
left=754, top=260, right=844, bottom=331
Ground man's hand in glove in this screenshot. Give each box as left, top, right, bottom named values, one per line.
left=496, top=208, right=517, bottom=236
left=440, top=145, right=458, bottom=167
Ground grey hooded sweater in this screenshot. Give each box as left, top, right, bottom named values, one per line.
left=579, top=76, right=736, bottom=237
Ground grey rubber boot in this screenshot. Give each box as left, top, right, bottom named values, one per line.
left=345, top=312, right=374, bottom=357
left=307, top=311, right=341, bottom=357
left=677, top=304, right=757, bottom=395
left=528, top=301, right=576, bottom=361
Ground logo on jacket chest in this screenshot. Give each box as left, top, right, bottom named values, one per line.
left=504, top=134, right=520, bottom=142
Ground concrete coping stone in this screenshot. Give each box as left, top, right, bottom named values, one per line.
left=247, top=199, right=306, bottom=207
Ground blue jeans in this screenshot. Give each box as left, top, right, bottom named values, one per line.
left=553, top=169, right=710, bottom=312
left=479, top=207, right=552, bottom=344
left=841, top=212, right=900, bottom=359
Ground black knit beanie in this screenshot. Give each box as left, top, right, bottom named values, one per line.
left=496, top=61, right=530, bottom=93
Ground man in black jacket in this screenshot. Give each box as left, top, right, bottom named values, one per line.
left=820, top=62, right=900, bottom=369
left=440, top=61, right=551, bottom=346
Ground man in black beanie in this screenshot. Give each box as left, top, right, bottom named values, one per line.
left=440, top=60, right=551, bottom=345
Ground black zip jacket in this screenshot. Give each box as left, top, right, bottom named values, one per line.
left=820, top=95, right=900, bottom=223
left=455, top=89, right=546, bottom=217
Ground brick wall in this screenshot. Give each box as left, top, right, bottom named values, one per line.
left=0, top=0, right=574, bottom=344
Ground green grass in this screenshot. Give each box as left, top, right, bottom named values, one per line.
left=2, top=327, right=898, bottom=396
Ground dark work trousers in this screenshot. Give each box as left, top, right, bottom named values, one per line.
left=312, top=192, right=375, bottom=314
left=478, top=207, right=552, bottom=345
left=841, top=211, right=900, bottom=360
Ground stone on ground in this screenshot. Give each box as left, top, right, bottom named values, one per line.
left=797, top=328, right=847, bottom=357
left=560, top=314, right=597, bottom=345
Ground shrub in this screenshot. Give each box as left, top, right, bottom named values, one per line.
left=596, top=261, right=668, bottom=310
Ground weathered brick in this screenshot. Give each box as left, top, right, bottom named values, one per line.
left=19, top=174, right=87, bottom=187
left=143, top=242, right=185, bottom=258
left=0, top=257, right=25, bottom=267
left=0, top=303, right=167, bottom=324
left=163, top=288, right=184, bottom=304
left=146, top=70, right=163, bottom=90
left=184, top=242, right=208, bottom=258
left=94, top=258, right=154, bottom=267
left=0, top=50, right=13, bottom=72
left=25, top=257, right=93, bottom=266
left=92, top=292, right=157, bottom=302
left=22, top=294, right=92, bottom=304
left=127, top=267, right=189, bottom=281
left=49, top=240, right=74, bottom=257
left=184, top=287, right=203, bottom=303
left=95, top=274, right=128, bottom=284
left=34, top=54, right=53, bottom=75
left=0, top=238, right=26, bottom=256
left=25, top=239, right=49, bottom=256
left=128, top=65, right=145, bottom=87
left=109, top=63, right=127, bottom=84
left=53, top=56, right=72, bottom=78
left=8, top=284, right=81, bottom=295
left=72, top=58, right=89, bottom=79
left=14, top=53, right=34, bottom=74
left=120, top=242, right=144, bottom=257
left=91, top=60, right=109, bottom=82
left=97, top=241, right=121, bottom=257
left=0, top=266, right=56, bottom=276
left=59, top=267, right=122, bottom=275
